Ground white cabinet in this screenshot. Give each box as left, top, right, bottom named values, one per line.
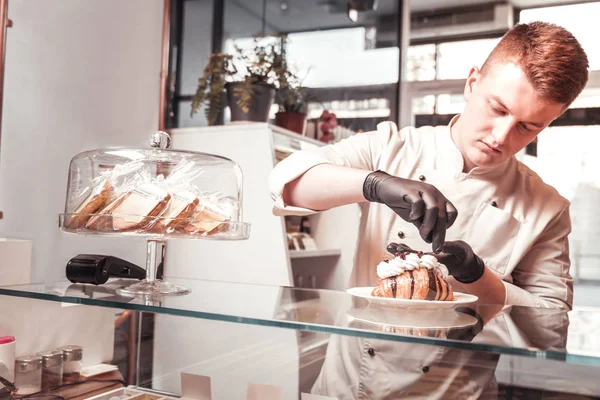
left=167, top=123, right=360, bottom=291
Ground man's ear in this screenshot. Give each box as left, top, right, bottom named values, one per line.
left=464, top=66, right=481, bottom=102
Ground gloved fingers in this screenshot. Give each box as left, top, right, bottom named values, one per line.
left=403, top=192, right=425, bottom=223
left=445, top=200, right=459, bottom=228
left=431, top=212, right=447, bottom=252
left=418, top=190, right=439, bottom=244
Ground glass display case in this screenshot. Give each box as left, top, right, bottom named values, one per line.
left=0, top=278, right=599, bottom=399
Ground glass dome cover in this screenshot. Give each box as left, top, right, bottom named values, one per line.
left=58, top=131, right=250, bottom=298
left=59, top=132, right=249, bottom=239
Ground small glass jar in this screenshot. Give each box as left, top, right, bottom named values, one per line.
left=14, top=355, right=42, bottom=395
left=37, top=350, right=64, bottom=389
left=57, top=345, right=82, bottom=383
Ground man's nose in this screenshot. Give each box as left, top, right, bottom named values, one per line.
left=491, top=118, right=515, bottom=147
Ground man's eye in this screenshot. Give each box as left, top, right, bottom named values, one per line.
left=519, top=122, right=532, bottom=132
left=491, top=105, right=506, bottom=115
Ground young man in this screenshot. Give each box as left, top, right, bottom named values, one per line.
left=269, top=22, right=589, bottom=310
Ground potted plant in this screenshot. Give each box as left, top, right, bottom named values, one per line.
left=226, top=33, right=287, bottom=123
left=275, top=76, right=311, bottom=134
left=190, top=33, right=286, bottom=125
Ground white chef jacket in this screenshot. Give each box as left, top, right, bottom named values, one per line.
left=310, top=306, right=569, bottom=399
left=269, top=117, right=573, bottom=310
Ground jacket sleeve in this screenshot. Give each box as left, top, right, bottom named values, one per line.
left=503, top=202, right=573, bottom=310
left=268, top=121, right=399, bottom=216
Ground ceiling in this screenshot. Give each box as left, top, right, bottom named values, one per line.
left=510, top=0, right=597, bottom=7
left=413, top=0, right=595, bottom=11
left=222, top=0, right=596, bottom=39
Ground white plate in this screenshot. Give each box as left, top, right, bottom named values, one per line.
left=347, top=287, right=478, bottom=309
left=347, top=306, right=478, bottom=330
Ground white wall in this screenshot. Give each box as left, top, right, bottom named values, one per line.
left=0, top=296, right=115, bottom=366
left=0, top=0, right=164, bottom=282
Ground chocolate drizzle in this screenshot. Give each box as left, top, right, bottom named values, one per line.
left=390, top=276, right=397, bottom=298
left=426, top=270, right=437, bottom=300
left=437, top=274, right=448, bottom=300
left=437, top=273, right=446, bottom=300
left=408, top=270, right=415, bottom=299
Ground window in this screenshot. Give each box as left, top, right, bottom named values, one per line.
left=520, top=125, right=600, bottom=282
left=571, top=88, right=600, bottom=109
left=436, top=94, right=465, bottom=114
left=411, top=94, right=465, bottom=116
left=411, top=95, right=435, bottom=115
left=407, top=44, right=436, bottom=81
left=283, top=28, right=400, bottom=88
left=223, top=28, right=401, bottom=89
left=406, top=38, right=500, bottom=82
left=307, top=98, right=390, bottom=119
left=436, top=38, right=499, bottom=80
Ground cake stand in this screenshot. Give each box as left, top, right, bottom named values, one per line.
left=59, top=131, right=250, bottom=298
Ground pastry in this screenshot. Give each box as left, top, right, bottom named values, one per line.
left=111, top=184, right=171, bottom=231
left=372, top=252, right=455, bottom=301
left=150, top=190, right=199, bottom=233
left=65, top=181, right=113, bottom=229
left=85, top=191, right=129, bottom=231
left=184, top=201, right=230, bottom=235
left=86, top=184, right=171, bottom=232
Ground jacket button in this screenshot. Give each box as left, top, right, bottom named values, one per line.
left=368, top=348, right=375, bottom=356
left=422, top=366, right=430, bottom=373
left=397, top=231, right=405, bottom=239
left=419, top=175, right=426, bottom=182
left=491, top=201, right=498, bottom=207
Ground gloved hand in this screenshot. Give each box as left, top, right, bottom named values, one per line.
left=430, top=241, right=485, bottom=284
left=363, top=170, right=458, bottom=252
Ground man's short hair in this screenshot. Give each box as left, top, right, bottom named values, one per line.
left=481, top=21, right=589, bottom=106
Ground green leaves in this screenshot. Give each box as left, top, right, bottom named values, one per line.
left=234, top=79, right=255, bottom=114
left=190, top=53, right=235, bottom=125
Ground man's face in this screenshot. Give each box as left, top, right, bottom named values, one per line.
left=454, top=62, right=566, bottom=171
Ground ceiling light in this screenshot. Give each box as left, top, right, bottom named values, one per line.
left=348, top=9, right=358, bottom=22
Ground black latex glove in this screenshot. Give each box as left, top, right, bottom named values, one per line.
left=363, top=170, right=458, bottom=252
left=430, top=240, right=485, bottom=284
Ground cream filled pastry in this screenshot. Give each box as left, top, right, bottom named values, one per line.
left=372, top=252, right=455, bottom=301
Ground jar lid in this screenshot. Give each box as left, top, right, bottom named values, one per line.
left=57, top=345, right=83, bottom=362
left=37, top=350, right=64, bottom=368
left=15, top=355, right=42, bottom=372
left=0, top=336, right=15, bottom=345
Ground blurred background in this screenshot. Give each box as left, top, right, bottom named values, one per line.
left=165, top=0, right=600, bottom=307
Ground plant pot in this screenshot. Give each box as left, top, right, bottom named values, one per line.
left=225, top=81, right=276, bottom=123
left=275, top=112, right=307, bottom=135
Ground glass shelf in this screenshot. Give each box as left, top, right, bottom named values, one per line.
left=0, top=278, right=599, bottom=366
